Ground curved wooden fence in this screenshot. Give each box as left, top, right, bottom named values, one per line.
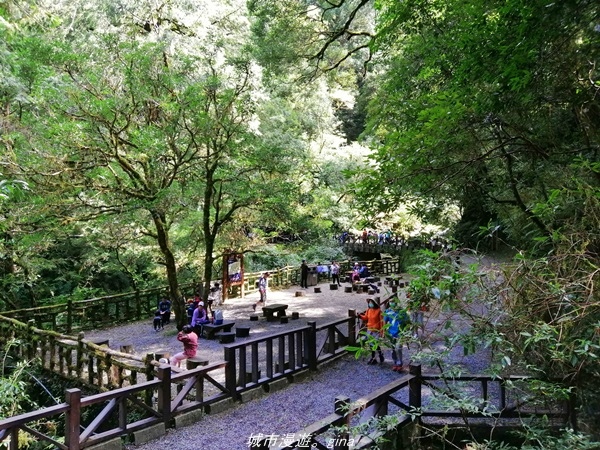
left=0, top=284, right=194, bottom=335
left=0, top=311, right=362, bottom=450
left=262, top=365, right=575, bottom=449
left=0, top=315, right=159, bottom=390
left=1, top=257, right=404, bottom=335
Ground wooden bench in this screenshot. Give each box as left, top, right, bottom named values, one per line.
left=235, top=326, right=251, bottom=338
left=186, top=357, right=209, bottom=369
left=202, top=320, right=235, bottom=339
left=215, top=331, right=236, bottom=344
left=262, top=304, right=289, bottom=322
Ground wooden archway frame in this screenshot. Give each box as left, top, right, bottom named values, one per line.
left=222, top=252, right=244, bottom=301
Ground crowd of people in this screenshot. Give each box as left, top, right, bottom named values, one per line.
left=156, top=260, right=424, bottom=373
left=337, top=229, right=450, bottom=251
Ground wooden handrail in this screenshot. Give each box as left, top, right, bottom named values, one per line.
left=0, top=360, right=573, bottom=450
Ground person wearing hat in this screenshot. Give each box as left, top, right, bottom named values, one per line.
left=169, top=325, right=198, bottom=368
left=358, top=298, right=385, bottom=365
left=191, top=302, right=210, bottom=337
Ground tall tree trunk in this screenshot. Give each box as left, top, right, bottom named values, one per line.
left=203, top=235, right=215, bottom=300
left=151, top=209, right=184, bottom=329
left=202, top=167, right=216, bottom=301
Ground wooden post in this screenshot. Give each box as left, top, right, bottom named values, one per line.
left=334, top=396, right=351, bottom=450
left=103, top=299, right=110, bottom=326
left=409, top=364, right=422, bottom=416
left=76, top=332, right=84, bottom=379
left=157, top=364, right=172, bottom=427
left=327, top=326, right=336, bottom=354
left=306, top=321, right=317, bottom=371
left=145, top=353, right=155, bottom=405
left=65, top=388, right=81, bottom=450
left=134, top=289, right=142, bottom=320
left=67, top=300, right=73, bottom=334
left=26, top=320, right=36, bottom=360
left=569, top=385, right=578, bottom=432
left=223, top=346, right=239, bottom=400
left=347, top=310, right=356, bottom=346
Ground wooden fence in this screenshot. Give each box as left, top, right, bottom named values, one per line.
left=0, top=315, right=159, bottom=390
left=0, top=312, right=361, bottom=449
left=0, top=361, right=572, bottom=450
left=0, top=284, right=195, bottom=335
left=1, top=257, right=403, bottom=335
left=223, top=311, right=358, bottom=397
left=0, top=362, right=228, bottom=450
left=264, top=365, right=575, bottom=450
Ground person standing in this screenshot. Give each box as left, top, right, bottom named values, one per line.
left=358, top=298, right=385, bottom=365
left=210, top=282, right=222, bottom=306
left=300, top=260, right=309, bottom=288
left=331, top=261, right=341, bottom=286
left=169, top=325, right=198, bottom=368
left=384, top=300, right=411, bottom=372
left=252, top=272, right=270, bottom=311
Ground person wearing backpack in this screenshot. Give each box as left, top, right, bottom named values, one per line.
left=384, top=299, right=411, bottom=372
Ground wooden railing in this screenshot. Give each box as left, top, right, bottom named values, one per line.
left=0, top=362, right=228, bottom=450
left=1, top=284, right=195, bottom=334
left=0, top=352, right=574, bottom=450
left=222, top=311, right=359, bottom=397
left=239, top=259, right=403, bottom=297
left=263, top=365, right=575, bottom=449
left=0, top=312, right=361, bottom=449
left=1, top=256, right=405, bottom=335
left=315, top=312, right=357, bottom=365
left=0, top=315, right=158, bottom=390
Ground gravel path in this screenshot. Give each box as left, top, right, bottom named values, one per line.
left=83, top=271, right=497, bottom=450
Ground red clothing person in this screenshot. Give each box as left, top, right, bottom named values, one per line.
left=169, top=325, right=198, bottom=368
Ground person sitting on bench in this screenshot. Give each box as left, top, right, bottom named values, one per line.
left=169, top=325, right=198, bottom=368
left=191, top=303, right=211, bottom=337
left=158, top=297, right=171, bottom=325
left=359, top=263, right=370, bottom=279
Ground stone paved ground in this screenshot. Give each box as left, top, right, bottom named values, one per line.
left=83, top=277, right=403, bottom=366
left=84, top=260, right=502, bottom=450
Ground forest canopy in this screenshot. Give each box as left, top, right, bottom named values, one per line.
left=1, top=0, right=600, bottom=444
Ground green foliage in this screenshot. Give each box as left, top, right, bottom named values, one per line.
left=357, top=0, right=600, bottom=249
left=406, top=249, right=466, bottom=309
left=245, top=240, right=346, bottom=273
left=0, top=345, right=34, bottom=418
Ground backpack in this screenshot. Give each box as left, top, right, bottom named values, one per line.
left=386, top=308, right=410, bottom=338
left=397, top=309, right=410, bottom=330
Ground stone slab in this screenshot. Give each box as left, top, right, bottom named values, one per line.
left=265, top=377, right=289, bottom=393
left=133, top=423, right=165, bottom=445
left=174, top=409, right=204, bottom=429
left=240, top=385, right=267, bottom=403
left=86, top=437, right=123, bottom=450
left=205, top=397, right=237, bottom=415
